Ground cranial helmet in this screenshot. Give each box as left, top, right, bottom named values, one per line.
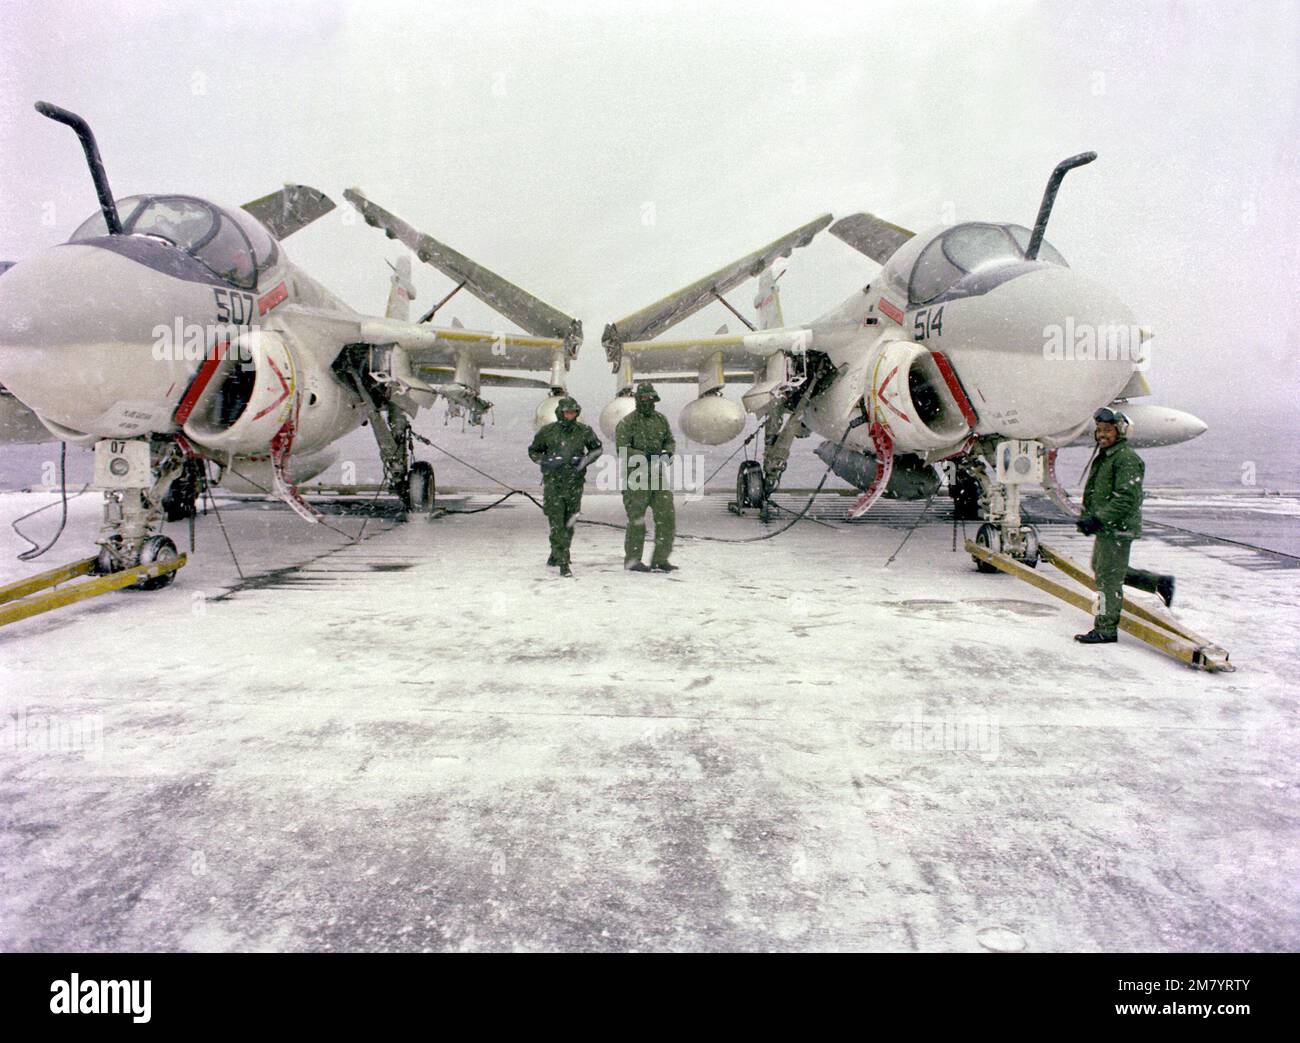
left=557, top=396, right=581, bottom=417
left=1093, top=406, right=1130, bottom=433
left=635, top=382, right=660, bottom=402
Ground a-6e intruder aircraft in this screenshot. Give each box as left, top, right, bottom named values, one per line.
left=600, top=152, right=1208, bottom=569
left=0, top=103, right=582, bottom=587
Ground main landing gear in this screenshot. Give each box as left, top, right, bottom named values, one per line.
left=347, top=368, right=437, bottom=516
left=948, top=460, right=983, bottom=522
left=730, top=358, right=835, bottom=521
left=162, top=456, right=204, bottom=522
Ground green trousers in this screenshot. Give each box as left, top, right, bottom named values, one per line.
left=1091, top=533, right=1163, bottom=636
left=623, top=489, right=676, bottom=566
left=543, top=481, right=584, bottom=567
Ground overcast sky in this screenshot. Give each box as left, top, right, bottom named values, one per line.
left=1, top=0, right=1296, bottom=428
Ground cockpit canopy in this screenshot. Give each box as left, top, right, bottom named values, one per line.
left=70, top=195, right=278, bottom=290
left=901, top=222, right=1068, bottom=307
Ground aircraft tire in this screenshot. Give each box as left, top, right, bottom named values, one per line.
left=1019, top=526, right=1040, bottom=569
left=131, top=535, right=179, bottom=591
left=973, top=522, right=1001, bottom=574
left=407, top=461, right=436, bottom=514
left=737, top=460, right=764, bottom=509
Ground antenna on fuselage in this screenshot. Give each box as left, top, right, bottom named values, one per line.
left=34, top=101, right=122, bottom=235
left=1025, top=151, right=1097, bottom=260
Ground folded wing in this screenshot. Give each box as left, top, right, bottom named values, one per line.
left=241, top=185, right=336, bottom=240
left=344, top=188, right=581, bottom=356
left=828, top=212, right=915, bottom=265
left=603, top=214, right=830, bottom=355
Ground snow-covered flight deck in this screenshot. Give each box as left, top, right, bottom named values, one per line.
left=0, top=489, right=1295, bottom=951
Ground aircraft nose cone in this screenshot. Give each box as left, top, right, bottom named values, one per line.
left=0, top=255, right=59, bottom=350
left=946, top=265, right=1143, bottom=438
left=0, top=243, right=203, bottom=437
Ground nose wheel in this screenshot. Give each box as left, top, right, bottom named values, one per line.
left=973, top=523, right=1001, bottom=572
left=93, top=532, right=180, bottom=590
left=972, top=522, right=1039, bottom=572
left=1016, top=525, right=1040, bottom=569
left=131, top=535, right=180, bottom=590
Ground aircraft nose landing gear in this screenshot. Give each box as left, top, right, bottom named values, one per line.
left=90, top=438, right=188, bottom=584
left=0, top=438, right=190, bottom=628
left=970, top=439, right=1043, bottom=573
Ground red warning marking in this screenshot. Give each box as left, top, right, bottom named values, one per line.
left=848, top=420, right=895, bottom=519
left=250, top=355, right=292, bottom=421
left=174, top=340, right=229, bottom=426
left=258, top=281, right=288, bottom=315
left=876, top=365, right=910, bottom=423
left=930, top=351, right=979, bottom=428
left=878, top=298, right=904, bottom=324
left=939, top=434, right=978, bottom=461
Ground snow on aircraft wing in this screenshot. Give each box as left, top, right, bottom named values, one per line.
left=615, top=328, right=816, bottom=375
left=344, top=188, right=581, bottom=356
left=357, top=318, right=567, bottom=373
left=601, top=213, right=832, bottom=366
left=241, top=185, right=336, bottom=240
left=828, top=212, right=914, bottom=265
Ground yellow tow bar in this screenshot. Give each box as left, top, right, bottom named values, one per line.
left=0, top=553, right=188, bottom=629
left=965, top=539, right=1233, bottom=672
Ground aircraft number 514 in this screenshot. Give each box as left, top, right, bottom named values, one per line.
left=913, top=306, right=945, bottom=339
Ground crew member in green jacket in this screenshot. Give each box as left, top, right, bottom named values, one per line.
left=1074, top=407, right=1176, bottom=644
left=616, top=382, right=677, bottom=572
left=528, top=396, right=602, bottom=578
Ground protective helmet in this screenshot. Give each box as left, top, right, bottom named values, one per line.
left=557, top=396, right=581, bottom=417
left=1093, top=406, right=1130, bottom=432
left=634, top=382, right=660, bottom=402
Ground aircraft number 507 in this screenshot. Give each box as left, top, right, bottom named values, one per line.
left=213, top=288, right=255, bottom=325
left=913, top=306, right=945, bottom=339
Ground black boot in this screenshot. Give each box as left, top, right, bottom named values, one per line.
left=1074, top=629, right=1117, bottom=644
left=547, top=553, right=557, bottom=567
left=1156, top=575, right=1175, bottom=608
left=560, top=563, right=573, bottom=578
left=625, top=560, right=651, bottom=572
left=650, top=562, right=678, bottom=572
